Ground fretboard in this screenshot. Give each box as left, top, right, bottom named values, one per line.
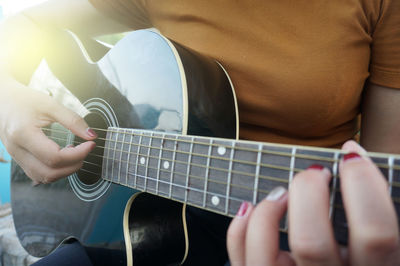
left=101, top=127, right=400, bottom=244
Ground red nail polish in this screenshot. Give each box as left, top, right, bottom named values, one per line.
left=87, top=128, right=97, bottom=138
left=237, top=202, right=248, bottom=217
left=307, top=164, right=324, bottom=170
left=343, top=152, right=361, bottom=162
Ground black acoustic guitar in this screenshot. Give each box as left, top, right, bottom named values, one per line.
left=11, top=29, right=400, bottom=266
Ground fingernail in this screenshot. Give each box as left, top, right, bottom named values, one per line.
left=343, top=152, right=361, bottom=162
left=307, top=164, right=325, bottom=170
left=265, top=186, right=287, bottom=201
left=87, top=128, right=97, bottom=138
left=236, top=202, right=249, bottom=217
left=306, top=164, right=331, bottom=180
left=66, top=144, right=74, bottom=148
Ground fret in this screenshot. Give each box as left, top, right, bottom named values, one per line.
left=124, top=130, right=133, bottom=186
left=144, top=131, right=154, bottom=192
left=155, top=133, right=165, bottom=194
left=329, top=152, right=340, bottom=219
left=146, top=132, right=163, bottom=193
left=169, top=135, right=178, bottom=199
left=252, top=144, right=262, bottom=205
left=392, top=159, right=400, bottom=226
left=171, top=135, right=192, bottom=202
left=258, top=145, right=292, bottom=201
left=184, top=136, right=195, bottom=204
left=284, top=147, right=297, bottom=231
left=392, top=159, right=400, bottom=199
left=288, top=148, right=297, bottom=186
left=207, top=139, right=232, bottom=213
left=203, top=139, right=213, bottom=208
left=371, top=156, right=389, bottom=181
left=134, top=133, right=143, bottom=188
left=154, top=133, right=174, bottom=197
left=102, top=129, right=113, bottom=181
left=111, top=131, right=119, bottom=183
left=388, top=157, right=394, bottom=196
left=228, top=141, right=258, bottom=215
left=117, top=129, right=127, bottom=184
left=225, top=142, right=235, bottom=214
left=333, top=155, right=346, bottom=244
left=188, top=137, right=209, bottom=206
left=295, top=148, right=335, bottom=171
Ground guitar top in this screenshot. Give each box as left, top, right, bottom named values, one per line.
left=11, top=28, right=237, bottom=264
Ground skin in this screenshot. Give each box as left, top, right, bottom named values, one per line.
left=0, top=0, right=399, bottom=263
left=227, top=141, right=400, bottom=265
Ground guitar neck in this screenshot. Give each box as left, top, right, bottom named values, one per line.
left=101, top=127, right=400, bottom=240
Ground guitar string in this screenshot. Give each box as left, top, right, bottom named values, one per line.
left=46, top=135, right=400, bottom=205
left=108, top=168, right=353, bottom=223
left=47, top=133, right=384, bottom=190
left=42, top=127, right=400, bottom=172
left=43, top=128, right=338, bottom=164
left=79, top=166, right=350, bottom=220
left=79, top=164, right=394, bottom=221
left=51, top=134, right=306, bottom=182
left=81, top=127, right=400, bottom=165
left=52, top=135, right=290, bottom=192
left=43, top=129, right=400, bottom=190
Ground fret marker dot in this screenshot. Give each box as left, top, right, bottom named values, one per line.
left=140, top=157, right=146, bottom=165
left=163, top=161, right=170, bottom=169
left=217, top=146, right=226, bottom=156
left=211, top=196, right=220, bottom=206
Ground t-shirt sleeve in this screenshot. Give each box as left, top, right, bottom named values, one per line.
left=88, top=0, right=152, bottom=30
left=369, top=0, right=400, bottom=89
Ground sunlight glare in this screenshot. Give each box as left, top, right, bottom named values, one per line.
left=1, top=0, right=48, bottom=17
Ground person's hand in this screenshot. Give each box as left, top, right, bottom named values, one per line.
left=227, top=140, right=400, bottom=265
left=0, top=77, right=96, bottom=184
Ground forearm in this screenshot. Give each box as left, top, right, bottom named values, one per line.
left=360, top=83, right=400, bottom=153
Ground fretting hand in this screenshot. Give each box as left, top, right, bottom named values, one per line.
left=227, top=140, right=400, bottom=265
left=0, top=77, right=96, bottom=184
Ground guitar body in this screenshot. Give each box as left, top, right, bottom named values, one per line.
left=11, top=29, right=238, bottom=265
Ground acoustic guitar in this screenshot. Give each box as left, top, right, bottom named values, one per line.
left=11, top=29, right=400, bottom=265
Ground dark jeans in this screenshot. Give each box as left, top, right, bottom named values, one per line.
left=32, top=241, right=127, bottom=266
left=32, top=207, right=289, bottom=266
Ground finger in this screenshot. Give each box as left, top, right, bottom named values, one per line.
left=341, top=140, right=372, bottom=163
left=227, top=202, right=254, bottom=266
left=289, top=165, right=341, bottom=266
left=18, top=127, right=95, bottom=168
left=341, top=140, right=367, bottom=154
left=246, top=187, right=294, bottom=266
left=46, top=99, right=97, bottom=140
left=339, top=150, right=399, bottom=265
left=12, top=145, right=84, bottom=183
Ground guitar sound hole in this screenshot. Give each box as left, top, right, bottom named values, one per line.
left=76, top=113, right=107, bottom=185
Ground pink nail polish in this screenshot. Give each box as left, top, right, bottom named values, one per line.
left=237, top=202, right=249, bottom=217
left=87, top=128, right=97, bottom=138
left=307, top=164, right=325, bottom=170
left=343, top=152, right=361, bottom=162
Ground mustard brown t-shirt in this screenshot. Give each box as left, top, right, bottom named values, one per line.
left=89, top=0, right=400, bottom=148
